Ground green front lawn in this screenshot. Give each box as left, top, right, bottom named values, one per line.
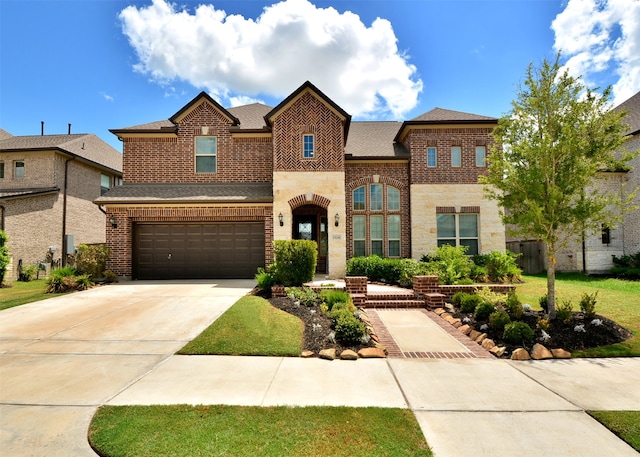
left=588, top=411, right=640, bottom=451
left=89, top=405, right=432, bottom=457
left=178, top=295, right=303, bottom=356
left=516, top=273, right=640, bottom=357
left=0, top=279, right=66, bottom=311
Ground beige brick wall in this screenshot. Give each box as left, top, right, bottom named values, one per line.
left=273, top=171, right=346, bottom=278
left=1, top=151, right=55, bottom=188
left=622, top=134, right=640, bottom=255
left=410, top=183, right=505, bottom=259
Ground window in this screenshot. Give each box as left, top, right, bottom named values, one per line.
left=437, top=213, right=479, bottom=255
left=353, top=186, right=365, bottom=210
left=451, top=146, right=461, bottom=167
left=195, top=136, right=217, bottom=173
left=351, top=184, right=402, bottom=258
left=303, top=134, right=315, bottom=158
left=100, top=174, right=111, bottom=195
left=0, top=162, right=4, bottom=179
left=14, top=161, right=25, bottom=178
left=476, top=146, right=486, bottom=167
left=353, top=215, right=366, bottom=257
left=427, top=147, right=437, bottom=167
left=602, top=225, right=611, bottom=244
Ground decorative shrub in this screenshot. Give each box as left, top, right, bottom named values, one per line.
left=286, top=287, right=319, bottom=307
left=102, top=270, right=118, bottom=283
left=474, top=301, right=496, bottom=321
left=556, top=300, right=574, bottom=324
left=611, top=252, right=640, bottom=279
left=0, top=230, right=9, bottom=286
left=505, top=291, right=524, bottom=320
left=503, top=321, right=534, bottom=345
left=45, top=267, right=93, bottom=293
left=319, top=289, right=350, bottom=311
left=255, top=268, right=275, bottom=290
left=474, top=250, right=522, bottom=282
left=431, top=245, right=474, bottom=285
left=271, top=240, right=317, bottom=286
left=452, top=292, right=469, bottom=307
left=489, top=310, right=511, bottom=332
left=334, top=312, right=366, bottom=345
left=326, top=302, right=357, bottom=322
left=539, top=294, right=548, bottom=313
left=459, top=294, right=483, bottom=313
left=75, top=243, right=110, bottom=279
left=18, top=263, right=38, bottom=282
left=346, top=256, right=433, bottom=287
left=475, top=287, right=508, bottom=306
left=536, top=316, right=550, bottom=331
left=579, top=291, right=598, bottom=320
left=74, top=274, right=93, bottom=291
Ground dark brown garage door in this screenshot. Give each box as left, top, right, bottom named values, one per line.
left=134, top=223, right=265, bottom=279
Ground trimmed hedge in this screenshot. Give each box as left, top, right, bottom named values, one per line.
left=271, top=240, right=318, bottom=287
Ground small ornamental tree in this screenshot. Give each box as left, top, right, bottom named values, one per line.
left=0, top=230, right=9, bottom=286
left=481, top=55, right=637, bottom=319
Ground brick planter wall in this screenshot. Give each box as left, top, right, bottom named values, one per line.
left=438, top=284, right=515, bottom=301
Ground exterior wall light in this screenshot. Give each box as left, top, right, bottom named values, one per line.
left=334, top=213, right=340, bottom=227
left=278, top=212, right=284, bottom=227
left=109, top=215, right=118, bottom=228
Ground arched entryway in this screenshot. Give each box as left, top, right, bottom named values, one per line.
left=292, top=204, right=328, bottom=274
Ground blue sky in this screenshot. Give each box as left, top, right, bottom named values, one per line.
left=1, top=0, right=639, bottom=152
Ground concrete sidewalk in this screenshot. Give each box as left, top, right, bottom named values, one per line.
left=2, top=281, right=639, bottom=456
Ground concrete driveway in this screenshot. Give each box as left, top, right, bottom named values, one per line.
left=0, top=280, right=255, bottom=456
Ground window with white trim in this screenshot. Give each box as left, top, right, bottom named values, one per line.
left=353, top=186, right=365, bottom=210
left=427, top=147, right=437, bottom=167
left=388, top=215, right=400, bottom=257
left=303, top=134, right=315, bottom=158
left=195, top=136, right=217, bottom=173
left=476, top=145, right=486, bottom=167
left=101, top=174, right=111, bottom=195
left=451, top=146, right=461, bottom=167
left=437, top=213, right=479, bottom=255
left=351, top=184, right=402, bottom=257
left=14, top=161, right=25, bottom=178
left=353, top=215, right=366, bottom=257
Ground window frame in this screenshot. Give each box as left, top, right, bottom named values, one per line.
left=476, top=145, right=486, bottom=167
left=388, top=214, right=401, bottom=257
left=302, top=133, right=315, bottom=159
left=353, top=215, right=366, bottom=257
left=427, top=146, right=437, bottom=168
left=353, top=186, right=366, bottom=211
left=14, top=160, right=25, bottom=179
left=195, top=136, right=217, bottom=174
left=436, top=212, right=479, bottom=255
left=601, top=225, right=611, bottom=245
left=451, top=146, right=461, bottom=167
left=100, top=173, right=111, bottom=195
left=0, top=161, right=4, bottom=179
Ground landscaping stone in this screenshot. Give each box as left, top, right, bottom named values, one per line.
left=440, top=313, right=452, bottom=321
left=474, top=333, right=488, bottom=344
left=301, top=350, right=314, bottom=358
left=458, top=324, right=472, bottom=335
left=490, top=346, right=506, bottom=357
left=444, top=303, right=456, bottom=312
left=511, top=348, right=531, bottom=360
left=531, top=343, right=553, bottom=360
left=358, top=347, right=386, bottom=358
left=469, top=329, right=482, bottom=341
left=434, top=308, right=446, bottom=316
left=319, top=349, right=336, bottom=360
left=340, top=349, right=358, bottom=360
left=481, top=338, right=496, bottom=350
left=451, top=319, right=463, bottom=328
left=551, top=348, right=572, bottom=359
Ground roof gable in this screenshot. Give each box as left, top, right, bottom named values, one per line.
left=411, top=107, right=497, bottom=122
left=169, top=91, right=240, bottom=125
left=614, top=91, right=640, bottom=136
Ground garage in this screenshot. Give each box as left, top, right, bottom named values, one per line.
left=134, top=223, right=265, bottom=280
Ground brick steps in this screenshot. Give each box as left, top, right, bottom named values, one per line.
left=363, top=293, right=425, bottom=309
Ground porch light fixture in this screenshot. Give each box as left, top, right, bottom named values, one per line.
left=278, top=213, right=284, bottom=227
left=334, top=213, right=340, bottom=227
left=109, top=215, right=117, bottom=228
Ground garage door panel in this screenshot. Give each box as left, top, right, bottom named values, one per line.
left=135, top=222, right=264, bottom=279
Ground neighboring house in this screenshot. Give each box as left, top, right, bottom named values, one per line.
left=507, top=91, right=640, bottom=274
left=96, top=81, right=505, bottom=280
left=0, top=129, right=123, bottom=280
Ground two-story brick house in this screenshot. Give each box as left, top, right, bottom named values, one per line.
left=97, top=81, right=505, bottom=280
left=0, top=129, right=123, bottom=280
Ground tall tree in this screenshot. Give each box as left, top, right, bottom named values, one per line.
left=481, top=55, right=637, bottom=319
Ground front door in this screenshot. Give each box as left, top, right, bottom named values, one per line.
left=293, top=205, right=327, bottom=273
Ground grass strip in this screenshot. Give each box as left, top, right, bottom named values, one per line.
left=178, top=295, right=303, bottom=356
left=89, top=405, right=432, bottom=457
left=0, top=279, right=66, bottom=310
left=588, top=411, right=640, bottom=451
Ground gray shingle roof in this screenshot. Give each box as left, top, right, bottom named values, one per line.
left=0, top=187, right=59, bottom=201
left=0, top=133, right=122, bottom=173
left=345, top=122, right=407, bottom=158
left=0, top=128, right=13, bottom=140
left=95, top=183, right=273, bottom=204
left=615, top=91, right=640, bottom=136
left=411, top=107, right=497, bottom=122
left=228, top=103, right=272, bottom=130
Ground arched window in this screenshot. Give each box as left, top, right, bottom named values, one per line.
left=351, top=184, right=402, bottom=258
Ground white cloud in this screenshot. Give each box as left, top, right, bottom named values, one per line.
left=101, top=92, right=114, bottom=102
left=119, top=0, right=422, bottom=118
left=552, top=0, right=640, bottom=106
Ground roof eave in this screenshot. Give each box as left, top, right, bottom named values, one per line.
left=394, top=119, right=498, bottom=142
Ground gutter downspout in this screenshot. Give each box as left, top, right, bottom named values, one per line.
left=62, top=157, right=75, bottom=267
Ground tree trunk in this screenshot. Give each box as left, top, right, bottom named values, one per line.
left=547, top=246, right=557, bottom=320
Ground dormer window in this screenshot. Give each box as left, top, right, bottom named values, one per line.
left=303, top=134, right=315, bottom=159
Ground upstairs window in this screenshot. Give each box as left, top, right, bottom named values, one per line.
left=451, top=146, right=461, bottom=167
left=601, top=225, right=611, bottom=244
left=101, top=174, right=111, bottom=195
left=14, top=161, right=25, bottom=178
left=353, top=186, right=366, bottom=210
left=0, top=162, right=4, bottom=179
left=476, top=146, right=486, bottom=167
left=195, top=136, right=217, bottom=173
left=370, top=184, right=383, bottom=211
left=427, top=147, right=437, bottom=167
left=303, top=134, right=315, bottom=158
left=387, top=186, right=400, bottom=211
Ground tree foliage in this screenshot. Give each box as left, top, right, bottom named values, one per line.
left=480, top=55, right=637, bottom=318
left=0, top=230, right=10, bottom=285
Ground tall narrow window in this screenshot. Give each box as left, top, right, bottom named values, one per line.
left=427, top=147, right=437, bottom=167
left=388, top=215, right=400, bottom=257
left=436, top=214, right=456, bottom=248
left=353, top=215, right=366, bottom=257
left=195, top=137, right=217, bottom=173
left=370, top=215, right=383, bottom=256
left=387, top=186, right=400, bottom=211
left=100, top=174, right=111, bottom=195
left=601, top=225, right=611, bottom=244
left=303, top=134, right=315, bottom=158
left=370, top=184, right=383, bottom=211
left=451, top=146, right=461, bottom=167
left=476, top=146, right=486, bottom=167
left=14, top=161, right=25, bottom=178
left=0, top=162, right=4, bottom=179
left=353, top=186, right=365, bottom=210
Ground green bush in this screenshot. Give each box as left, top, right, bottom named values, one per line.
left=74, top=274, right=93, bottom=290
left=76, top=244, right=110, bottom=279
left=286, top=287, right=319, bottom=307
left=505, top=291, right=524, bottom=320
left=46, top=267, right=92, bottom=293
left=579, top=291, right=598, bottom=319
left=319, top=289, right=350, bottom=311
left=556, top=300, right=574, bottom=323
left=271, top=240, right=317, bottom=286
left=503, top=321, right=534, bottom=345
left=255, top=268, right=275, bottom=290
left=475, top=251, right=522, bottom=282
left=432, top=245, right=473, bottom=285
left=460, top=294, right=483, bottom=313
left=18, top=263, right=38, bottom=282
left=489, top=310, right=511, bottom=332
left=326, top=302, right=357, bottom=323
left=334, top=312, right=366, bottom=345
left=452, top=292, right=469, bottom=307
left=0, top=230, right=9, bottom=285
left=470, top=264, right=488, bottom=282
left=539, top=294, right=548, bottom=313
left=102, top=270, right=118, bottom=283
left=474, top=301, right=496, bottom=321
left=346, top=256, right=433, bottom=287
